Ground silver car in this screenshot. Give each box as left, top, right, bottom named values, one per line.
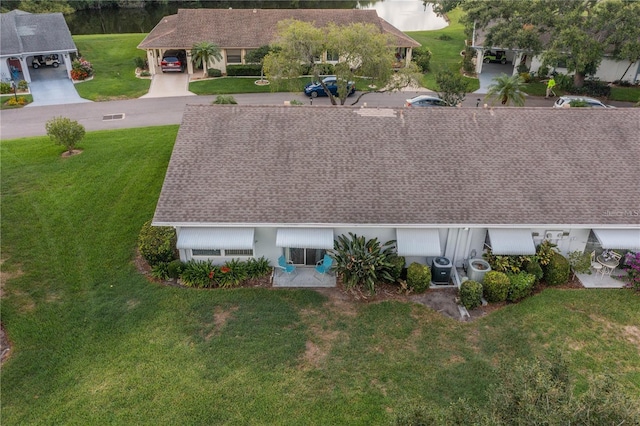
left=553, top=96, right=615, bottom=108
left=405, top=95, right=449, bottom=107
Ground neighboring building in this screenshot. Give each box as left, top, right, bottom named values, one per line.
left=470, top=25, right=640, bottom=83
left=153, top=105, right=640, bottom=286
left=137, top=8, right=420, bottom=76
left=0, top=9, right=78, bottom=82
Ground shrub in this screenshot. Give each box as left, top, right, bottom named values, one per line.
left=151, top=262, right=171, bottom=280
left=406, top=262, right=431, bottom=293
left=17, top=80, right=28, bottom=90
left=388, top=256, right=406, bottom=282
left=519, top=72, right=531, bottom=83
left=412, top=46, right=432, bottom=73
left=139, top=71, right=151, bottom=77
left=225, top=64, right=263, bottom=76
left=461, top=48, right=475, bottom=73
left=137, top=219, right=177, bottom=267
left=507, top=272, right=536, bottom=302
left=331, top=232, right=396, bottom=294
left=71, top=58, right=94, bottom=80
left=524, top=260, right=544, bottom=284
left=180, top=260, right=215, bottom=288
left=167, top=259, right=184, bottom=279
left=459, top=280, right=483, bottom=309
left=0, top=82, right=10, bottom=94
left=482, top=271, right=510, bottom=303
left=543, top=252, right=570, bottom=286
left=133, top=56, right=146, bottom=69
left=623, top=252, right=640, bottom=291
left=568, top=79, right=611, bottom=98
left=212, top=95, right=237, bottom=104
left=537, top=64, right=550, bottom=78
left=484, top=248, right=531, bottom=273
left=4, top=96, right=27, bottom=106
left=246, top=256, right=271, bottom=279
left=289, top=99, right=303, bottom=105
left=217, top=258, right=248, bottom=288
left=536, top=240, right=559, bottom=267
left=567, top=251, right=591, bottom=278
left=207, top=68, right=222, bottom=77
left=45, top=116, right=85, bottom=154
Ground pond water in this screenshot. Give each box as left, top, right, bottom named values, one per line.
left=65, top=0, right=447, bottom=34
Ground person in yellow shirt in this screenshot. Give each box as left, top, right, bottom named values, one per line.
left=545, top=76, right=556, bottom=98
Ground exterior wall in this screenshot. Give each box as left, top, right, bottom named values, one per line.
left=529, top=55, right=640, bottom=83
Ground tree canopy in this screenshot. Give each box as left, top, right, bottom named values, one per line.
left=191, top=42, right=222, bottom=78
left=429, top=0, right=640, bottom=86
left=263, top=19, right=421, bottom=106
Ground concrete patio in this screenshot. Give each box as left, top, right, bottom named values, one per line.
left=272, top=267, right=336, bottom=288
left=576, top=268, right=627, bottom=288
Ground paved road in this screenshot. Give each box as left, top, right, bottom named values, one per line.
left=0, top=90, right=631, bottom=140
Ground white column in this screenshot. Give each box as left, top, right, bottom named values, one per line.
left=19, top=57, right=32, bottom=82
left=475, top=49, right=484, bottom=74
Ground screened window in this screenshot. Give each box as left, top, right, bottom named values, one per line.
left=225, top=249, right=253, bottom=256
left=226, top=49, right=242, bottom=63
left=193, top=249, right=221, bottom=256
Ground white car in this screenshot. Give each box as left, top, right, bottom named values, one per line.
left=405, top=95, right=449, bottom=107
left=553, top=96, right=615, bottom=108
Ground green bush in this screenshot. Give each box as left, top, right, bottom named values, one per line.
left=17, top=80, right=28, bottom=90
left=1, top=82, right=12, bottom=94
left=246, top=256, right=271, bottom=279
left=181, top=260, right=215, bottom=288
left=524, top=260, right=544, bottom=284
left=459, top=280, right=483, bottom=309
left=461, top=47, right=475, bottom=74
left=483, top=271, right=510, bottom=303
left=133, top=56, right=146, bottom=69
left=302, top=63, right=335, bottom=76
left=406, top=262, right=431, bottom=293
left=388, top=256, right=406, bottom=282
left=212, top=95, right=237, bottom=104
left=543, top=252, right=570, bottom=286
left=137, top=219, right=177, bottom=267
left=167, top=259, right=184, bottom=279
left=217, top=258, right=248, bottom=288
left=207, top=68, right=222, bottom=78
left=507, top=272, right=536, bottom=302
left=151, top=262, right=170, bottom=280
left=225, top=64, right=263, bottom=76
left=412, top=46, right=432, bottom=73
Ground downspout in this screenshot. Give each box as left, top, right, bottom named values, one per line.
left=463, top=228, right=473, bottom=265
left=451, top=228, right=463, bottom=267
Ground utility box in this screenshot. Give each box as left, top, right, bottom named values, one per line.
left=431, top=257, right=452, bottom=285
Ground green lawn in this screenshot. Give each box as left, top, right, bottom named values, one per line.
left=407, top=8, right=480, bottom=93
left=73, top=34, right=151, bottom=101
left=1, top=129, right=639, bottom=424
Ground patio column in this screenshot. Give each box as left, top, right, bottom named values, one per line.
left=512, top=52, right=523, bottom=76
left=18, top=56, right=31, bottom=83
left=475, top=49, right=484, bottom=74
left=186, top=50, right=194, bottom=75
left=63, top=53, right=72, bottom=79
left=405, top=48, right=413, bottom=66
left=146, top=50, right=157, bottom=75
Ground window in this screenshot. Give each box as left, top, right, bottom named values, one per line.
left=191, top=248, right=253, bottom=257
left=193, top=249, right=221, bottom=256
left=226, top=49, right=242, bottom=64
left=225, top=249, right=253, bottom=256
left=326, top=51, right=339, bottom=62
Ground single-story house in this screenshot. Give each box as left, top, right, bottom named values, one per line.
left=0, top=9, right=78, bottom=83
left=137, top=8, right=420, bottom=76
left=152, top=105, right=640, bottom=286
left=470, top=25, right=640, bottom=83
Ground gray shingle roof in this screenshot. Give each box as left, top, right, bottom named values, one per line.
left=0, top=10, right=77, bottom=56
left=138, top=8, right=420, bottom=49
left=153, top=105, right=640, bottom=227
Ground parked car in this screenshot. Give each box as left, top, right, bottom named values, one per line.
left=405, top=95, right=449, bottom=107
left=304, top=76, right=356, bottom=98
left=483, top=50, right=507, bottom=64
left=32, top=54, right=60, bottom=69
left=553, top=96, right=615, bottom=108
left=161, top=51, right=186, bottom=73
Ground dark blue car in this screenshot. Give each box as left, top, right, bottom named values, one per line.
left=304, top=76, right=356, bottom=98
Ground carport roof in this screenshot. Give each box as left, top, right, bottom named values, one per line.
left=0, top=9, right=77, bottom=56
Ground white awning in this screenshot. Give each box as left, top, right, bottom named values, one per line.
left=276, top=228, right=334, bottom=249
left=488, top=228, right=536, bottom=255
left=176, top=227, right=254, bottom=250
left=593, top=229, right=640, bottom=250
left=396, top=228, right=441, bottom=257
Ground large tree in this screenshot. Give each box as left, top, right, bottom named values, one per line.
left=263, top=19, right=421, bottom=106
left=461, top=0, right=640, bottom=87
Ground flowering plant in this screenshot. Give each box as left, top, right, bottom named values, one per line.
left=71, top=58, right=94, bottom=80
left=623, top=252, right=640, bottom=291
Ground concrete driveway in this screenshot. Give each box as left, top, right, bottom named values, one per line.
left=27, top=67, right=91, bottom=107
left=474, top=62, right=515, bottom=93
left=140, top=72, right=195, bottom=98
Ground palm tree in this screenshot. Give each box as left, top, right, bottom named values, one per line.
left=485, top=73, right=526, bottom=106
left=191, top=42, right=222, bottom=78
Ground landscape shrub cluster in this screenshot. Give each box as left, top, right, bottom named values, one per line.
left=482, top=271, right=510, bottom=303
left=226, top=64, right=263, bottom=76
left=3, top=96, right=28, bottom=106
left=177, top=257, right=271, bottom=288
left=207, top=68, right=222, bottom=77
left=406, top=262, right=431, bottom=293
left=459, top=280, right=482, bottom=309
left=543, top=252, right=570, bottom=286
left=71, top=57, right=94, bottom=80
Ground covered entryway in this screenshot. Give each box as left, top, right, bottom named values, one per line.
left=27, top=66, right=89, bottom=107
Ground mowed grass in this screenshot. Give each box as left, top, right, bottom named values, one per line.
left=407, top=8, right=480, bottom=93
left=73, top=34, right=151, bottom=101
left=2, top=129, right=640, bottom=424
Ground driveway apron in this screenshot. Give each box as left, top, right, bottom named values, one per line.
left=27, top=67, right=91, bottom=107
left=474, top=62, right=515, bottom=93
left=140, top=73, right=195, bottom=98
